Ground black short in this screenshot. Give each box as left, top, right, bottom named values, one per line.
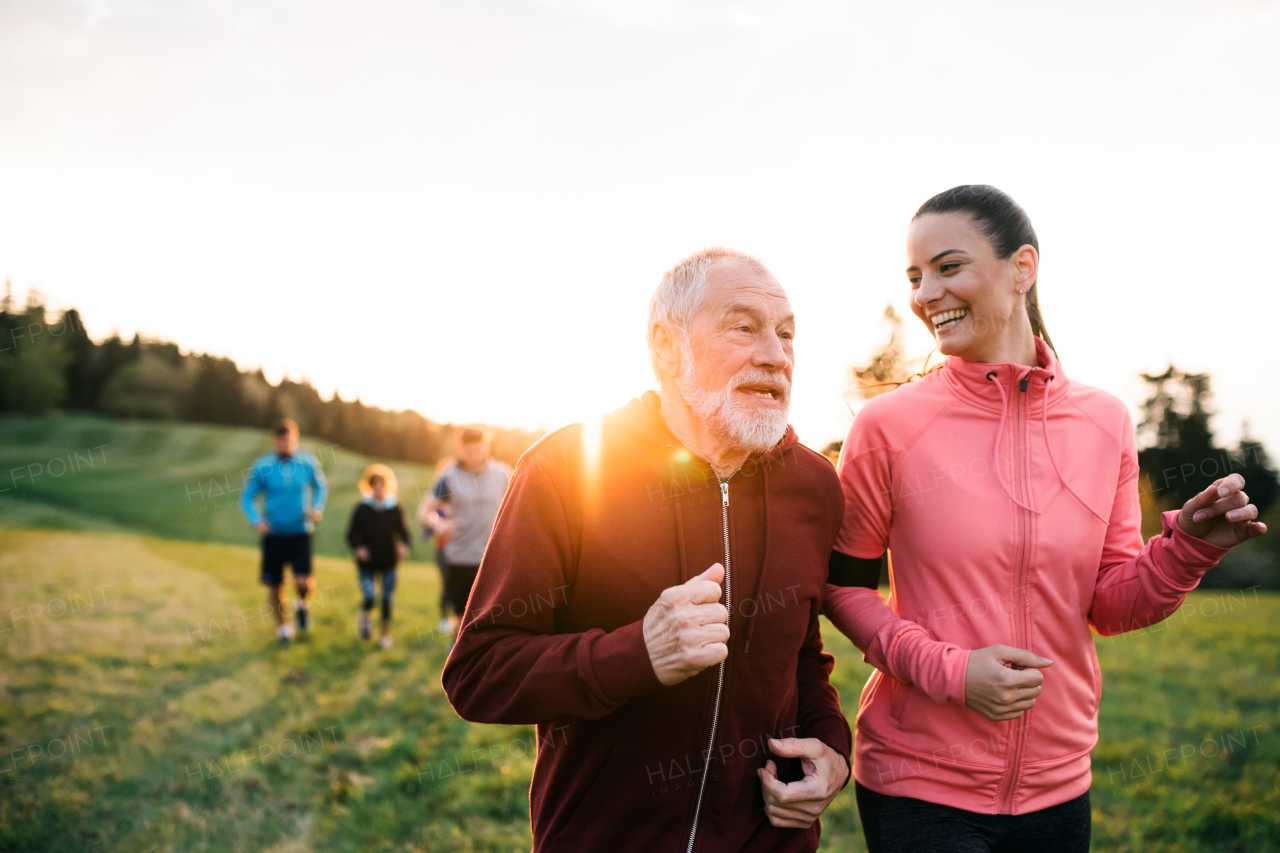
left=260, top=533, right=312, bottom=586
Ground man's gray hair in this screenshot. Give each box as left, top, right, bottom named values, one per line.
left=646, top=247, right=772, bottom=379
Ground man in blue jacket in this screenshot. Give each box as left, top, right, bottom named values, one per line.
left=240, top=419, right=329, bottom=642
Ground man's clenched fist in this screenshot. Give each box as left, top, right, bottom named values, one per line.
left=643, top=564, right=730, bottom=687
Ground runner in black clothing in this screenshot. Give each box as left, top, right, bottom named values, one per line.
left=346, top=465, right=410, bottom=649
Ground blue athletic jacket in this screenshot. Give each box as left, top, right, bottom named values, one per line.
left=239, top=450, right=328, bottom=535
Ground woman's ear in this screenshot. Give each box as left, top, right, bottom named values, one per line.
left=1012, top=243, right=1039, bottom=293
left=651, top=323, right=682, bottom=379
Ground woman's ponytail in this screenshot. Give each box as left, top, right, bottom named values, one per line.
left=1025, top=285, right=1055, bottom=355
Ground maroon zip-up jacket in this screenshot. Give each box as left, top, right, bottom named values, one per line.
left=442, top=392, right=852, bottom=852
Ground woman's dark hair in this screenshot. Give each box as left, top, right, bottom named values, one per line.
left=914, top=184, right=1056, bottom=355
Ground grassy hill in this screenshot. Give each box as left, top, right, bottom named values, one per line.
left=0, top=415, right=442, bottom=556
left=1, top=415, right=1278, bottom=851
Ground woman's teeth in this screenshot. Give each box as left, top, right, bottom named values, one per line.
left=932, top=309, right=968, bottom=331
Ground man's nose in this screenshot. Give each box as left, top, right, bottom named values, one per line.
left=752, top=330, right=790, bottom=369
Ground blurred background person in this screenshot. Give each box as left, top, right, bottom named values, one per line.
left=419, top=455, right=457, bottom=637
left=239, top=418, right=328, bottom=643
left=420, top=427, right=511, bottom=639
left=346, top=464, right=410, bottom=649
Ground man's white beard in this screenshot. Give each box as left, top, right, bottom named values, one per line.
left=676, top=348, right=790, bottom=456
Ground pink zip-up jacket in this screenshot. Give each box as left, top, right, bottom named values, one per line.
left=823, top=337, right=1229, bottom=815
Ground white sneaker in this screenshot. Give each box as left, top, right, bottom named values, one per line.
left=278, top=625, right=294, bottom=642
left=379, top=635, right=393, bottom=650
left=437, top=618, right=453, bottom=635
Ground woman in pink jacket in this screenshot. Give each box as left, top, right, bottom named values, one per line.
left=823, top=185, right=1267, bottom=852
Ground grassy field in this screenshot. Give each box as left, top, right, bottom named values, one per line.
left=0, top=527, right=534, bottom=852
left=1, top=415, right=1278, bottom=851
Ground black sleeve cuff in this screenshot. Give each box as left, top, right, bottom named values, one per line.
left=827, top=550, right=884, bottom=589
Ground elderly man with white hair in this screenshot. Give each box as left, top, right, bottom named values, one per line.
left=443, top=247, right=853, bottom=852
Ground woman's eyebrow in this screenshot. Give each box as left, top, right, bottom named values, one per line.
left=907, top=249, right=968, bottom=274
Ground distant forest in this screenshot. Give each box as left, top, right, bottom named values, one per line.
left=0, top=287, right=545, bottom=465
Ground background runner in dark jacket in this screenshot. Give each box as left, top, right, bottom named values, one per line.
left=346, top=465, right=410, bottom=648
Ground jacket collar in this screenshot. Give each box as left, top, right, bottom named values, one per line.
left=940, top=337, right=1069, bottom=414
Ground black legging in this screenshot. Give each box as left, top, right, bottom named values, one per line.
left=856, top=783, right=1091, bottom=853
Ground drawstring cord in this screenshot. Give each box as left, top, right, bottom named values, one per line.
left=1039, top=376, right=1109, bottom=523
left=986, top=371, right=1041, bottom=515
left=984, top=370, right=1106, bottom=522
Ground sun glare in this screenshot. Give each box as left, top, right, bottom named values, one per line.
left=581, top=414, right=603, bottom=503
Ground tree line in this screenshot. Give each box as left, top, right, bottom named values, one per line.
left=4, top=288, right=1276, bottom=586
left=0, top=287, right=544, bottom=466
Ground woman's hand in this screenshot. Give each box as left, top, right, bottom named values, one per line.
left=354, top=546, right=371, bottom=563
left=964, top=645, right=1053, bottom=721
left=1177, top=473, right=1268, bottom=548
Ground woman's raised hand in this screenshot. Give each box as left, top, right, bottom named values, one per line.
left=1178, top=473, right=1268, bottom=548
left=964, top=645, right=1054, bottom=722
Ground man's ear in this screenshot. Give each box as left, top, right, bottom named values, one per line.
left=651, top=323, right=683, bottom=379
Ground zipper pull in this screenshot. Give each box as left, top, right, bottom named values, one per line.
left=1019, top=376, right=1029, bottom=392
left=721, top=482, right=729, bottom=507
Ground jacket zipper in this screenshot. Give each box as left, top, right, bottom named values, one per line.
left=686, top=472, right=733, bottom=853
left=998, top=375, right=1033, bottom=812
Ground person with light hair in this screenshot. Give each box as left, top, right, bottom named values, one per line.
left=346, top=464, right=410, bottom=649
left=421, top=427, right=511, bottom=637
left=444, top=248, right=852, bottom=852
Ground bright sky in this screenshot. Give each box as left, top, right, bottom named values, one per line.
left=1, top=0, right=1277, bottom=454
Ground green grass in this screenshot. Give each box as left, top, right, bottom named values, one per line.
left=1, top=414, right=1278, bottom=850
left=0, top=528, right=534, bottom=852
left=2, top=526, right=1276, bottom=852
